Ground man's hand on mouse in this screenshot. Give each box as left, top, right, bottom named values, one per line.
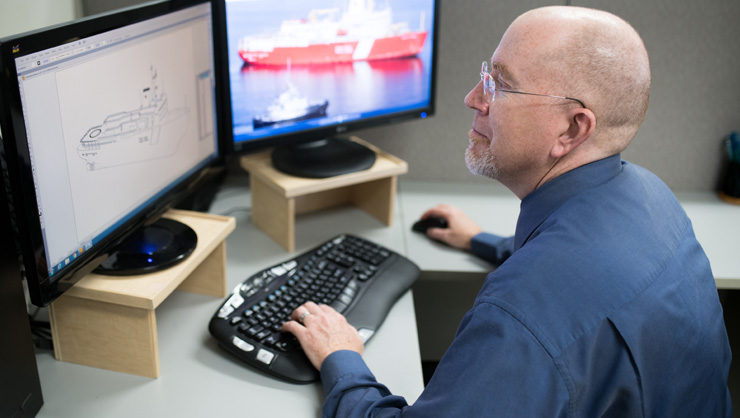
left=420, top=204, right=483, bottom=250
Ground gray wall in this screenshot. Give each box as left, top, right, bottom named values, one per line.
left=578, top=0, right=740, bottom=192
left=81, top=0, right=740, bottom=192
left=81, top=0, right=146, bottom=15
left=359, top=0, right=740, bottom=192
left=0, top=0, right=82, bottom=38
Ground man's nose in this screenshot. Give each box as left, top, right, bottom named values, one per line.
left=464, top=81, right=489, bottom=113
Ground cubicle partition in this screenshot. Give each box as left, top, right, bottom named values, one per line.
left=0, top=177, right=44, bottom=417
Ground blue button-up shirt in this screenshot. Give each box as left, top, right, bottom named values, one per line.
left=320, top=155, right=732, bottom=417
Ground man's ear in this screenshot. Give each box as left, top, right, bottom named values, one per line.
left=551, top=108, right=596, bottom=158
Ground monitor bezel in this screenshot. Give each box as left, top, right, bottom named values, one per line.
left=0, top=0, right=225, bottom=306
left=212, top=0, right=440, bottom=156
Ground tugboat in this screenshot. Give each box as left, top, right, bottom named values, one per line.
left=238, top=0, right=429, bottom=66
left=252, top=82, right=329, bottom=129
left=77, top=66, right=189, bottom=171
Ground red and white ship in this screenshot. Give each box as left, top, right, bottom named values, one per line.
left=238, top=0, right=429, bottom=66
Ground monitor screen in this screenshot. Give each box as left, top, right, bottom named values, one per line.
left=219, top=0, right=438, bottom=176
left=0, top=0, right=222, bottom=306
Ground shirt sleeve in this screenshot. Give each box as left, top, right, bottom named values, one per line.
left=320, top=350, right=409, bottom=417
left=320, top=302, right=570, bottom=418
left=470, top=232, right=514, bottom=264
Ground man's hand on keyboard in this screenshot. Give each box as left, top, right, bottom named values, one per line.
left=282, top=301, right=364, bottom=371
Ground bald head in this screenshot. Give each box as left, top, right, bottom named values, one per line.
left=509, top=7, right=651, bottom=154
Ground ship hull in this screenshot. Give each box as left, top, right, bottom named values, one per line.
left=77, top=108, right=188, bottom=171
left=253, top=101, right=329, bottom=129
left=239, top=32, right=428, bottom=66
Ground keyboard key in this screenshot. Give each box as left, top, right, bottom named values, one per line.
left=263, top=332, right=281, bottom=347
left=274, top=335, right=298, bottom=352
left=342, top=286, right=356, bottom=298
left=256, top=329, right=271, bottom=341
left=330, top=300, right=348, bottom=313
left=338, top=294, right=353, bottom=305
left=247, top=325, right=264, bottom=337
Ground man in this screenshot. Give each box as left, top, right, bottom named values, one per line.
left=282, top=6, right=733, bottom=417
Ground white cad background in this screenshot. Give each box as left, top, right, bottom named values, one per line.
left=55, top=24, right=200, bottom=245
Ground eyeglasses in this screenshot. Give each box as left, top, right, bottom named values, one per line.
left=480, top=61, right=586, bottom=108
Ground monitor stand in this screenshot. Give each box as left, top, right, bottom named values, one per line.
left=271, top=137, right=376, bottom=178
left=241, top=136, right=407, bottom=251
left=50, top=210, right=234, bottom=378
left=94, top=218, right=197, bottom=275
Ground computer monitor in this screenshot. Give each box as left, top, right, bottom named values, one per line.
left=0, top=0, right=223, bottom=307
left=216, top=0, right=438, bottom=178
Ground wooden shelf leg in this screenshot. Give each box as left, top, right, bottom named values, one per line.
left=250, top=176, right=295, bottom=252
left=177, top=241, right=227, bottom=298
left=49, top=296, right=160, bottom=378
left=351, top=176, right=397, bottom=226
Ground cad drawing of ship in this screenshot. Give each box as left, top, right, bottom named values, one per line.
left=77, top=66, right=189, bottom=171
left=238, top=0, right=429, bottom=66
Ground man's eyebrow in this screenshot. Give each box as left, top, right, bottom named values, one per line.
left=492, top=61, right=517, bottom=86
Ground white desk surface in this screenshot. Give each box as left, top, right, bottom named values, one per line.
left=34, top=175, right=423, bottom=418
left=674, top=191, right=740, bottom=288
left=34, top=176, right=739, bottom=417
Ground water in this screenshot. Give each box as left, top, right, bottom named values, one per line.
left=224, top=0, right=436, bottom=142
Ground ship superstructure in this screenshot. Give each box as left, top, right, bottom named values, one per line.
left=238, top=0, right=428, bottom=66
left=77, top=67, right=189, bottom=170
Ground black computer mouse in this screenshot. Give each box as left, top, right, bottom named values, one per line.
left=412, top=216, right=448, bottom=233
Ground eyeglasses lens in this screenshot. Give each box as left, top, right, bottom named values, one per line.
left=481, top=61, right=494, bottom=102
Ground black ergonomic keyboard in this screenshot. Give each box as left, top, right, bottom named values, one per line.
left=208, top=234, right=419, bottom=383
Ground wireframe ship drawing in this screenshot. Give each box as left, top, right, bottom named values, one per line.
left=77, top=66, right=189, bottom=171
left=238, top=0, right=429, bottom=66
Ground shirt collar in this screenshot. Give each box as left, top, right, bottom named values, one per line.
left=514, top=154, right=623, bottom=251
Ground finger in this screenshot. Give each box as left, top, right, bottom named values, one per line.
left=291, top=307, right=310, bottom=322
left=420, top=209, right=441, bottom=220
left=426, top=226, right=449, bottom=240
left=318, top=303, right=336, bottom=314
left=282, top=319, right=308, bottom=337
left=317, top=304, right=344, bottom=318
left=303, top=301, right=320, bottom=312
left=292, top=300, right=318, bottom=319
left=422, top=204, right=453, bottom=219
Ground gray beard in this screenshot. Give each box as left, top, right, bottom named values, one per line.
left=465, top=145, right=499, bottom=179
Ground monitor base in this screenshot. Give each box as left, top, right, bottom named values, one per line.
left=271, top=137, right=376, bottom=178
left=94, top=218, right=197, bottom=276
